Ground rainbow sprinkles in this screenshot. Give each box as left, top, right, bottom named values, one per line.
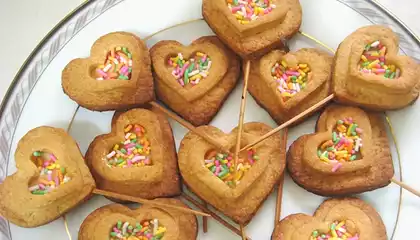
left=311, top=220, right=359, bottom=240
left=227, top=0, right=276, bottom=24
left=28, top=151, right=71, bottom=195
left=358, top=40, right=400, bottom=78
left=317, top=118, right=363, bottom=172
left=95, top=46, right=133, bottom=80
left=272, top=61, right=312, bottom=101
left=110, top=219, right=166, bottom=240
left=169, top=52, right=212, bottom=87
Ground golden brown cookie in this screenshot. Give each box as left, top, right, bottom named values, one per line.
left=78, top=198, right=197, bottom=240
left=85, top=107, right=181, bottom=200
left=272, top=198, right=387, bottom=240
left=249, top=48, right=333, bottom=125
left=203, top=0, right=302, bottom=58
left=287, top=104, right=394, bottom=196
left=178, top=122, right=286, bottom=225
left=332, top=25, right=420, bottom=110
left=0, top=126, right=95, bottom=227
left=62, top=32, right=154, bottom=111
left=150, top=36, right=240, bottom=126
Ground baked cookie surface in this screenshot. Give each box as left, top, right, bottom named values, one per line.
left=178, top=122, right=286, bottom=225
left=272, top=198, right=387, bottom=240
left=62, top=32, right=154, bottom=111
left=249, top=48, right=333, bottom=125
left=333, top=25, right=420, bottom=110
left=85, top=107, right=181, bottom=200
left=150, top=36, right=240, bottom=126
left=287, top=104, right=394, bottom=196
left=78, top=198, right=197, bottom=240
left=0, top=126, right=95, bottom=227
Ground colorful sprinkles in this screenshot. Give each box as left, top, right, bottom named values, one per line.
left=105, top=124, right=152, bottom=168
left=95, top=46, right=132, bottom=80
left=227, top=0, right=276, bottom=24
left=168, top=52, right=211, bottom=87
left=317, top=118, right=363, bottom=172
left=359, top=40, right=400, bottom=78
left=272, top=61, right=312, bottom=101
left=110, top=219, right=166, bottom=240
left=204, top=149, right=259, bottom=187
left=28, top=151, right=70, bottom=195
left=311, top=220, right=359, bottom=240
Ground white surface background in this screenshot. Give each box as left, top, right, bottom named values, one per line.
left=0, top=0, right=419, bottom=102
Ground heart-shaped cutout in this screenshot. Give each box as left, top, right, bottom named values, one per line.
left=178, top=122, right=286, bottom=224
left=332, top=25, right=420, bottom=110
left=249, top=48, right=333, bottom=124
left=203, top=147, right=260, bottom=187
left=0, top=126, right=95, bottom=227
left=272, top=198, right=387, bottom=240
left=104, top=124, right=152, bottom=168
left=203, top=0, right=302, bottom=57
left=150, top=36, right=240, bottom=126
left=287, top=104, right=394, bottom=196
left=167, top=52, right=212, bottom=87
left=28, top=151, right=71, bottom=195
left=85, top=107, right=181, bottom=199
left=62, top=32, right=154, bottom=111
left=79, top=198, right=197, bottom=240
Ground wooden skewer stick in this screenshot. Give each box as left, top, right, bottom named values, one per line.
left=391, top=178, right=420, bottom=197
left=180, top=193, right=252, bottom=240
left=233, top=61, right=251, bottom=186
left=150, top=101, right=231, bottom=153
left=93, top=189, right=210, bottom=217
left=203, top=202, right=208, bottom=233
left=240, top=225, right=247, bottom=240
left=275, top=129, right=288, bottom=224
left=240, top=94, right=335, bottom=152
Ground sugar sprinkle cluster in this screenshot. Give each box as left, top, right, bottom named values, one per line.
left=359, top=40, right=400, bottom=79
left=169, top=52, right=211, bottom=87
left=105, top=124, right=152, bottom=168
left=96, top=46, right=133, bottom=80
left=28, top=151, right=70, bottom=195
left=227, top=0, right=276, bottom=24
left=311, top=220, right=359, bottom=240
left=317, top=118, right=363, bottom=172
left=110, top=219, right=166, bottom=240
left=272, top=61, right=311, bottom=101
left=204, top=149, right=259, bottom=187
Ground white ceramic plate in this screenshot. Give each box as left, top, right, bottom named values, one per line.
left=1, top=0, right=419, bottom=239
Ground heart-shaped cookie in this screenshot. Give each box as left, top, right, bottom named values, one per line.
left=0, top=126, right=95, bottom=227
left=150, top=36, right=240, bottom=126
left=287, top=104, right=394, bottom=196
left=79, top=198, right=197, bottom=240
left=272, top=198, right=387, bottom=240
left=62, top=32, right=154, bottom=111
left=178, top=122, right=286, bottom=224
left=332, top=25, right=420, bottom=110
left=85, top=107, right=181, bottom=200
left=249, top=48, right=333, bottom=125
left=203, top=0, right=302, bottom=58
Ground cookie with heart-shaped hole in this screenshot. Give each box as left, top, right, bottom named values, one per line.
left=0, top=126, right=95, bottom=227
left=287, top=104, right=394, bottom=196
left=203, top=0, right=302, bottom=58
left=249, top=48, right=333, bottom=125
left=62, top=32, right=154, bottom=111
left=150, top=36, right=240, bottom=126
left=79, top=198, right=197, bottom=240
left=85, top=107, right=181, bottom=200
left=178, top=122, right=286, bottom=224
left=333, top=25, right=420, bottom=110
left=272, top=197, right=387, bottom=240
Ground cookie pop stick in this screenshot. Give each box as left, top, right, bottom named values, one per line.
left=391, top=178, right=420, bottom=198
left=275, top=129, right=288, bottom=224
left=180, top=193, right=252, bottom=240
left=150, top=102, right=231, bottom=154
left=93, top=189, right=210, bottom=217
left=233, top=61, right=252, bottom=188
